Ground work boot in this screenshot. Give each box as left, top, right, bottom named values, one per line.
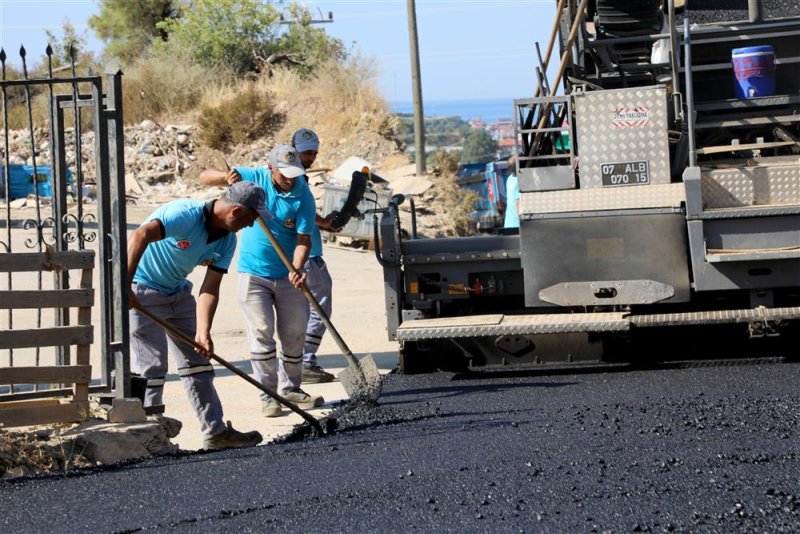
left=261, top=398, right=283, bottom=418
left=302, top=364, right=335, bottom=384
left=282, top=387, right=324, bottom=409
left=203, top=421, right=263, bottom=450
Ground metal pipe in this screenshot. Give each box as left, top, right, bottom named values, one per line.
left=683, top=17, right=697, bottom=167
left=410, top=196, right=418, bottom=239
left=668, top=0, right=684, bottom=125
left=749, top=0, right=764, bottom=23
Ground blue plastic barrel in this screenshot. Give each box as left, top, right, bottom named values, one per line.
left=0, top=164, right=54, bottom=200
left=732, top=45, right=776, bottom=98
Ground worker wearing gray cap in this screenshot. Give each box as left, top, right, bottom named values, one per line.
left=127, top=181, right=265, bottom=449
left=199, top=144, right=324, bottom=417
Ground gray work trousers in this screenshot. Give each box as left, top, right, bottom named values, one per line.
left=129, top=282, right=226, bottom=437
left=303, top=256, right=332, bottom=367
left=238, top=273, right=309, bottom=399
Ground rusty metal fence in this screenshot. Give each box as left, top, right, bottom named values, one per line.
left=0, top=45, right=130, bottom=424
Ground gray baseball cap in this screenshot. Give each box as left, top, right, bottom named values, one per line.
left=269, top=144, right=306, bottom=178
left=223, top=181, right=273, bottom=221
left=292, top=128, right=320, bottom=153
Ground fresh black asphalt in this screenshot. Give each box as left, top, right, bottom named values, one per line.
left=3, top=359, right=800, bottom=532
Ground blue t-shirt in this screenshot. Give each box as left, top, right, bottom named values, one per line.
left=133, top=200, right=237, bottom=294
left=310, top=224, right=323, bottom=258
left=235, top=166, right=316, bottom=277
left=504, top=174, right=520, bottom=229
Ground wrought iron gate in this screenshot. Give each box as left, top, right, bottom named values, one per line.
left=1, top=45, right=130, bottom=404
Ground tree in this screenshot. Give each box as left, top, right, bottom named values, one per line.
left=154, top=1, right=345, bottom=75
left=89, top=0, right=178, bottom=63
left=267, top=4, right=346, bottom=75
left=460, top=129, right=498, bottom=164
left=44, top=20, right=88, bottom=68
left=156, top=0, right=281, bottom=74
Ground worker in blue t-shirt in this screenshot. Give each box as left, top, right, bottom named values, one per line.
left=504, top=155, right=520, bottom=229
left=199, top=145, right=322, bottom=418
left=127, top=181, right=266, bottom=450
left=291, top=128, right=339, bottom=384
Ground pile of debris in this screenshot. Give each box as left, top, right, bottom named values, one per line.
left=3, top=120, right=474, bottom=237
left=0, top=415, right=182, bottom=479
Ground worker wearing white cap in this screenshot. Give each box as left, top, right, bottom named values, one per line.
left=199, top=144, right=324, bottom=417
left=291, top=128, right=338, bottom=384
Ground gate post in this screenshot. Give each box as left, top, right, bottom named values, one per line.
left=94, top=67, right=130, bottom=397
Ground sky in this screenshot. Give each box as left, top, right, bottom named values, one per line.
left=0, top=0, right=558, bottom=103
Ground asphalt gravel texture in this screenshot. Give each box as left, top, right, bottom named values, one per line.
left=4, top=359, right=800, bottom=532
left=687, top=0, right=799, bottom=23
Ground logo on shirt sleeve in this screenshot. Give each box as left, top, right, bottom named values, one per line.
left=200, top=252, right=221, bottom=267
left=176, top=240, right=191, bottom=250
left=284, top=219, right=296, bottom=229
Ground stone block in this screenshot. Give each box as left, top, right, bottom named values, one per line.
left=107, top=398, right=147, bottom=423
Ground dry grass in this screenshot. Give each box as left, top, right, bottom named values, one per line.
left=259, top=57, right=397, bottom=162
left=267, top=57, right=389, bottom=130
left=122, top=47, right=215, bottom=125
left=197, top=82, right=278, bottom=150
left=0, top=427, right=91, bottom=479
left=423, top=150, right=479, bottom=237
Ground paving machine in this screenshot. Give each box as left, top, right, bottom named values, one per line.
left=377, top=0, right=800, bottom=372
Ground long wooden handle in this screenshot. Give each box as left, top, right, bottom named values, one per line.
left=132, top=302, right=324, bottom=434
left=255, top=218, right=364, bottom=374
left=223, top=154, right=363, bottom=378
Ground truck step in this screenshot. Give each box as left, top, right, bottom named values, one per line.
left=395, top=307, right=800, bottom=340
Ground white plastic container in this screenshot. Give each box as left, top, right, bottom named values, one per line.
left=322, top=183, right=392, bottom=240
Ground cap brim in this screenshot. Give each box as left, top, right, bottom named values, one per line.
left=256, top=206, right=274, bottom=221
left=279, top=166, right=305, bottom=178
left=295, top=143, right=320, bottom=153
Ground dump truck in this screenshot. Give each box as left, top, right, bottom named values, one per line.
left=376, top=0, right=800, bottom=372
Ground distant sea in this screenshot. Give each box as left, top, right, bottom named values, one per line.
left=391, top=97, right=515, bottom=123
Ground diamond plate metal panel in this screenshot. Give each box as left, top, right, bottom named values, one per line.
left=394, top=307, right=800, bottom=340
left=575, top=86, right=671, bottom=189
left=395, top=312, right=629, bottom=340
left=701, top=163, right=800, bottom=209
left=520, top=183, right=685, bottom=215
left=631, top=306, right=800, bottom=327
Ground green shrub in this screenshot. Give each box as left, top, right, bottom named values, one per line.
left=122, top=47, right=213, bottom=124
left=198, top=85, right=276, bottom=150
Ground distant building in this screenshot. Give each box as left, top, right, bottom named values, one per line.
left=497, top=137, right=517, bottom=159
left=468, top=118, right=486, bottom=130
left=487, top=120, right=515, bottom=142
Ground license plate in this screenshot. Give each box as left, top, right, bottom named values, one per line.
left=601, top=160, right=650, bottom=187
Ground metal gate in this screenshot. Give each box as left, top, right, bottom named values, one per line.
left=0, top=45, right=130, bottom=411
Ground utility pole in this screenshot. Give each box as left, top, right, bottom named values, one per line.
left=406, top=0, right=426, bottom=175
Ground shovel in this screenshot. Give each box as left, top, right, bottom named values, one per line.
left=254, top=216, right=383, bottom=403
left=131, top=302, right=325, bottom=436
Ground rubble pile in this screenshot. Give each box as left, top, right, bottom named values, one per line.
left=1, top=119, right=473, bottom=238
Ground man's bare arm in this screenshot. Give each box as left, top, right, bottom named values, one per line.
left=199, top=168, right=241, bottom=186
left=195, top=268, right=224, bottom=357
left=289, top=233, right=312, bottom=289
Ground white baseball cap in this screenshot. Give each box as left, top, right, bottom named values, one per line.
left=269, top=144, right=306, bottom=178
left=292, top=128, right=320, bottom=153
